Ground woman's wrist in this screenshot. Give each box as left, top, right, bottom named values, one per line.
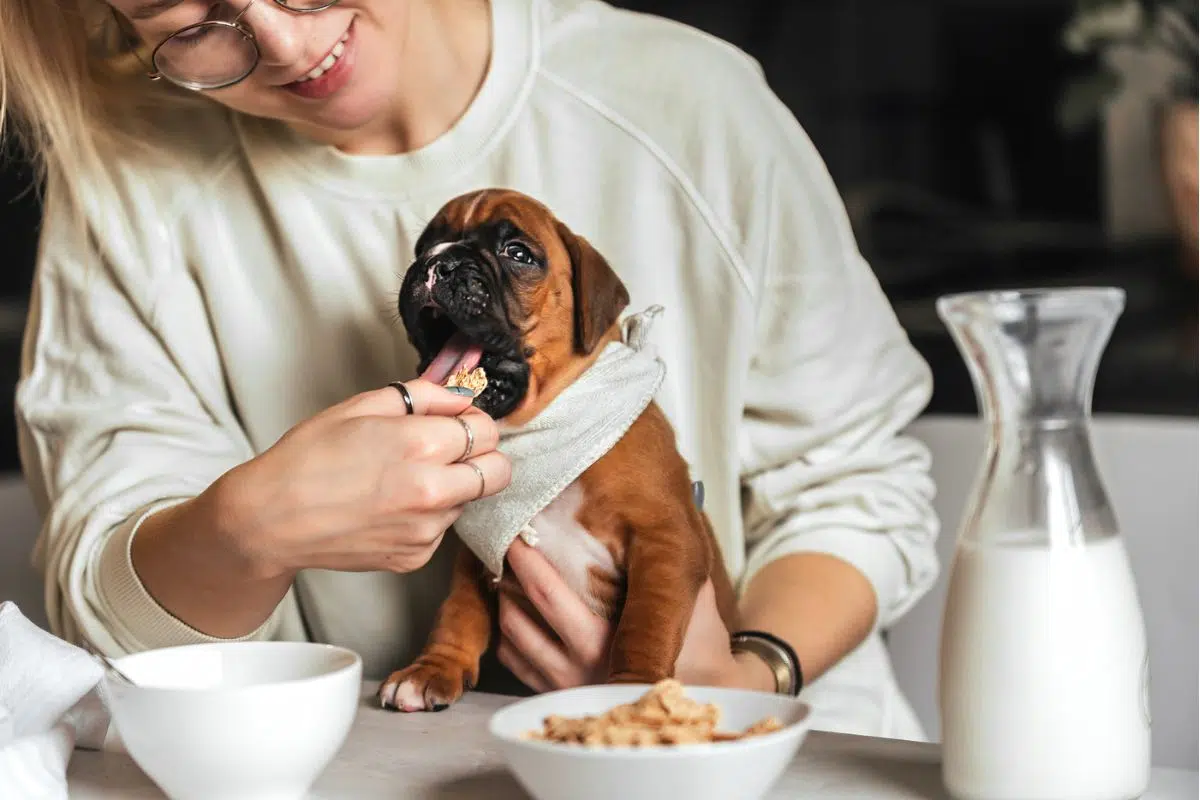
left=730, top=649, right=778, bottom=693
left=205, top=462, right=293, bottom=581
left=130, top=470, right=295, bottom=639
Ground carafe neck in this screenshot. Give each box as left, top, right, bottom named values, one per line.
left=937, top=288, right=1125, bottom=549
left=937, top=288, right=1124, bottom=428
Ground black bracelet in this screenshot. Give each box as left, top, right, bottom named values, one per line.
left=730, top=630, right=804, bottom=696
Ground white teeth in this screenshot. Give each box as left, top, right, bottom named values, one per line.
left=296, top=35, right=347, bottom=82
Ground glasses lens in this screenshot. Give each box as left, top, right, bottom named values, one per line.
left=154, top=23, right=257, bottom=89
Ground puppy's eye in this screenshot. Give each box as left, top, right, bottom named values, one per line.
left=503, top=242, right=536, bottom=264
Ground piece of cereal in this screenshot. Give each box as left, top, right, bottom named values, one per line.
left=445, top=364, right=488, bottom=397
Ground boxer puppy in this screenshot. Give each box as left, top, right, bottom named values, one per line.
left=380, top=189, right=738, bottom=711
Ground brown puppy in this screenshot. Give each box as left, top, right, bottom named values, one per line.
left=381, top=189, right=738, bottom=711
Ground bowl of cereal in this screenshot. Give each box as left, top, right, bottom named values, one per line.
left=488, top=679, right=812, bottom=800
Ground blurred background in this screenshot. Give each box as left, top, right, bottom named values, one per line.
left=0, top=0, right=1196, bottom=766
left=1, top=0, right=1197, bottom=474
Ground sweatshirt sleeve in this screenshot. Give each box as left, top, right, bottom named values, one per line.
left=14, top=178, right=285, bottom=656
left=736, top=99, right=941, bottom=632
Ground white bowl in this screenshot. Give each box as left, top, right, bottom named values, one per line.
left=103, top=641, right=362, bottom=800
left=489, top=684, right=812, bottom=800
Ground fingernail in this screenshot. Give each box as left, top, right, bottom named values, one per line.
left=446, top=386, right=474, bottom=397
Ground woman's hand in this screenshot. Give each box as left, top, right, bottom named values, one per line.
left=214, top=378, right=512, bottom=579
left=496, top=540, right=776, bottom=693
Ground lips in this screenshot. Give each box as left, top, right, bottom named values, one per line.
left=293, top=32, right=348, bottom=83
left=283, top=22, right=355, bottom=99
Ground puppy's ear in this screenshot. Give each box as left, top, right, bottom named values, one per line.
left=557, top=221, right=629, bottom=354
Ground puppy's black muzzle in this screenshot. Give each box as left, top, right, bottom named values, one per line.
left=428, top=256, right=493, bottom=325
left=398, top=245, right=532, bottom=420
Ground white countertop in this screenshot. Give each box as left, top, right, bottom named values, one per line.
left=68, top=682, right=1198, bottom=799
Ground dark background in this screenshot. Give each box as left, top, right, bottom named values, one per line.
left=1, top=0, right=1196, bottom=473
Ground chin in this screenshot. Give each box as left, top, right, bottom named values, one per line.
left=292, top=80, right=397, bottom=134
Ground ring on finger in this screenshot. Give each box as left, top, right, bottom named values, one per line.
left=455, top=415, right=475, bottom=462
left=465, top=460, right=486, bottom=500
left=387, top=381, right=415, bottom=415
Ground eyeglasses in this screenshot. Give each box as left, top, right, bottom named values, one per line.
left=130, top=0, right=342, bottom=91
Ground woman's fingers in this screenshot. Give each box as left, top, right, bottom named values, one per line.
left=506, top=540, right=609, bottom=665
left=341, top=379, right=476, bottom=419
left=497, top=638, right=552, bottom=694
left=387, top=411, right=502, bottom=464
left=421, top=451, right=511, bottom=508
left=498, top=593, right=578, bottom=688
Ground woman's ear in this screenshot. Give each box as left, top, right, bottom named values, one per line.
left=556, top=221, right=629, bottom=354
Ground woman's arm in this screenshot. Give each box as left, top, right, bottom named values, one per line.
left=128, top=485, right=294, bottom=641
left=734, top=553, right=876, bottom=687
left=17, top=181, right=267, bottom=654
left=129, top=380, right=500, bottom=640
left=18, top=178, right=508, bottom=653
left=732, top=66, right=941, bottom=681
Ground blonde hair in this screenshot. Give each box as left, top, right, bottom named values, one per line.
left=0, top=0, right=206, bottom=219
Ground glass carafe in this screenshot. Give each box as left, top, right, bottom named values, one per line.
left=936, top=288, right=1151, bottom=800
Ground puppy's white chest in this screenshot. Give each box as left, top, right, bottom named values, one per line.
left=523, top=482, right=618, bottom=615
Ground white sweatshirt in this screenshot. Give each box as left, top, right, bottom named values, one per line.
left=16, top=0, right=939, bottom=739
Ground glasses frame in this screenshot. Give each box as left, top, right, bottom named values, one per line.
left=122, top=0, right=341, bottom=92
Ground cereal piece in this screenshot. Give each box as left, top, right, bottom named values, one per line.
left=630, top=728, right=659, bottom=747
left=662, top=724, right=705, bottom=748
left=608, top=705, right=637, bottom=725
left=445, top=364, right=488, bottom=397
left=742, top=716, right=784, bottom=737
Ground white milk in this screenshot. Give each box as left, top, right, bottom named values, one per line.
left=939, top=535, right=1151, bottom=800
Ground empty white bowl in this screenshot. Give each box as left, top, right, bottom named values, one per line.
left=489, top=684, right=812, bottom=800
left=103, top=641, right=362, bottom=800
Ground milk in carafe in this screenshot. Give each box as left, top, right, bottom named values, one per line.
left=935, top=288, right=1151, bottom=800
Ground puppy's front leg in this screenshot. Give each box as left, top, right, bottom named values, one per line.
left=607, top=515, right=710, bottom=684
left=380, top=540, right=493, bottom=712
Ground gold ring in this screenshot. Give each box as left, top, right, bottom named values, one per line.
left=455, top=416, right=474, bottom=462
left=465, top=460, right=486, bottom=500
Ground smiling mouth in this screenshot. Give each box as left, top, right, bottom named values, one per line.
left=290, top=30, right=351, bottom=84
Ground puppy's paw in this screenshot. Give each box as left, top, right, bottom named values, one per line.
left=379, top=659, right=474, bottom=712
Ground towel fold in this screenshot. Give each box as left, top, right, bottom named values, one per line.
left=453, top=306, right=668, bottom=577
left=0, top=601, right=119, bottom=798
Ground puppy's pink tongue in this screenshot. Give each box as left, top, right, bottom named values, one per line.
left=421, top=332, right=484, bottom=384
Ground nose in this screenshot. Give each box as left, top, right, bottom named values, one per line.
left=433, top=257, right=459, bottom=279
left=427, top=242, right=474, bottom=278
left=238, top=0, right=307, bottom=66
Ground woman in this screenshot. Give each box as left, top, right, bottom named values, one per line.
left=2, top=0, right=940, bottom=740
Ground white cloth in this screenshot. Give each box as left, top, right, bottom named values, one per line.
left=15, top=0, right=940, bottom=738
left=0, top=602, right=118, bottom=799
left=455, top=306, right=666, bottom=577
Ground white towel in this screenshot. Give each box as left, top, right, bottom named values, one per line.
left=0, top=602, right=119, bottom=799
left=454, top=306, right=667, bottom=577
